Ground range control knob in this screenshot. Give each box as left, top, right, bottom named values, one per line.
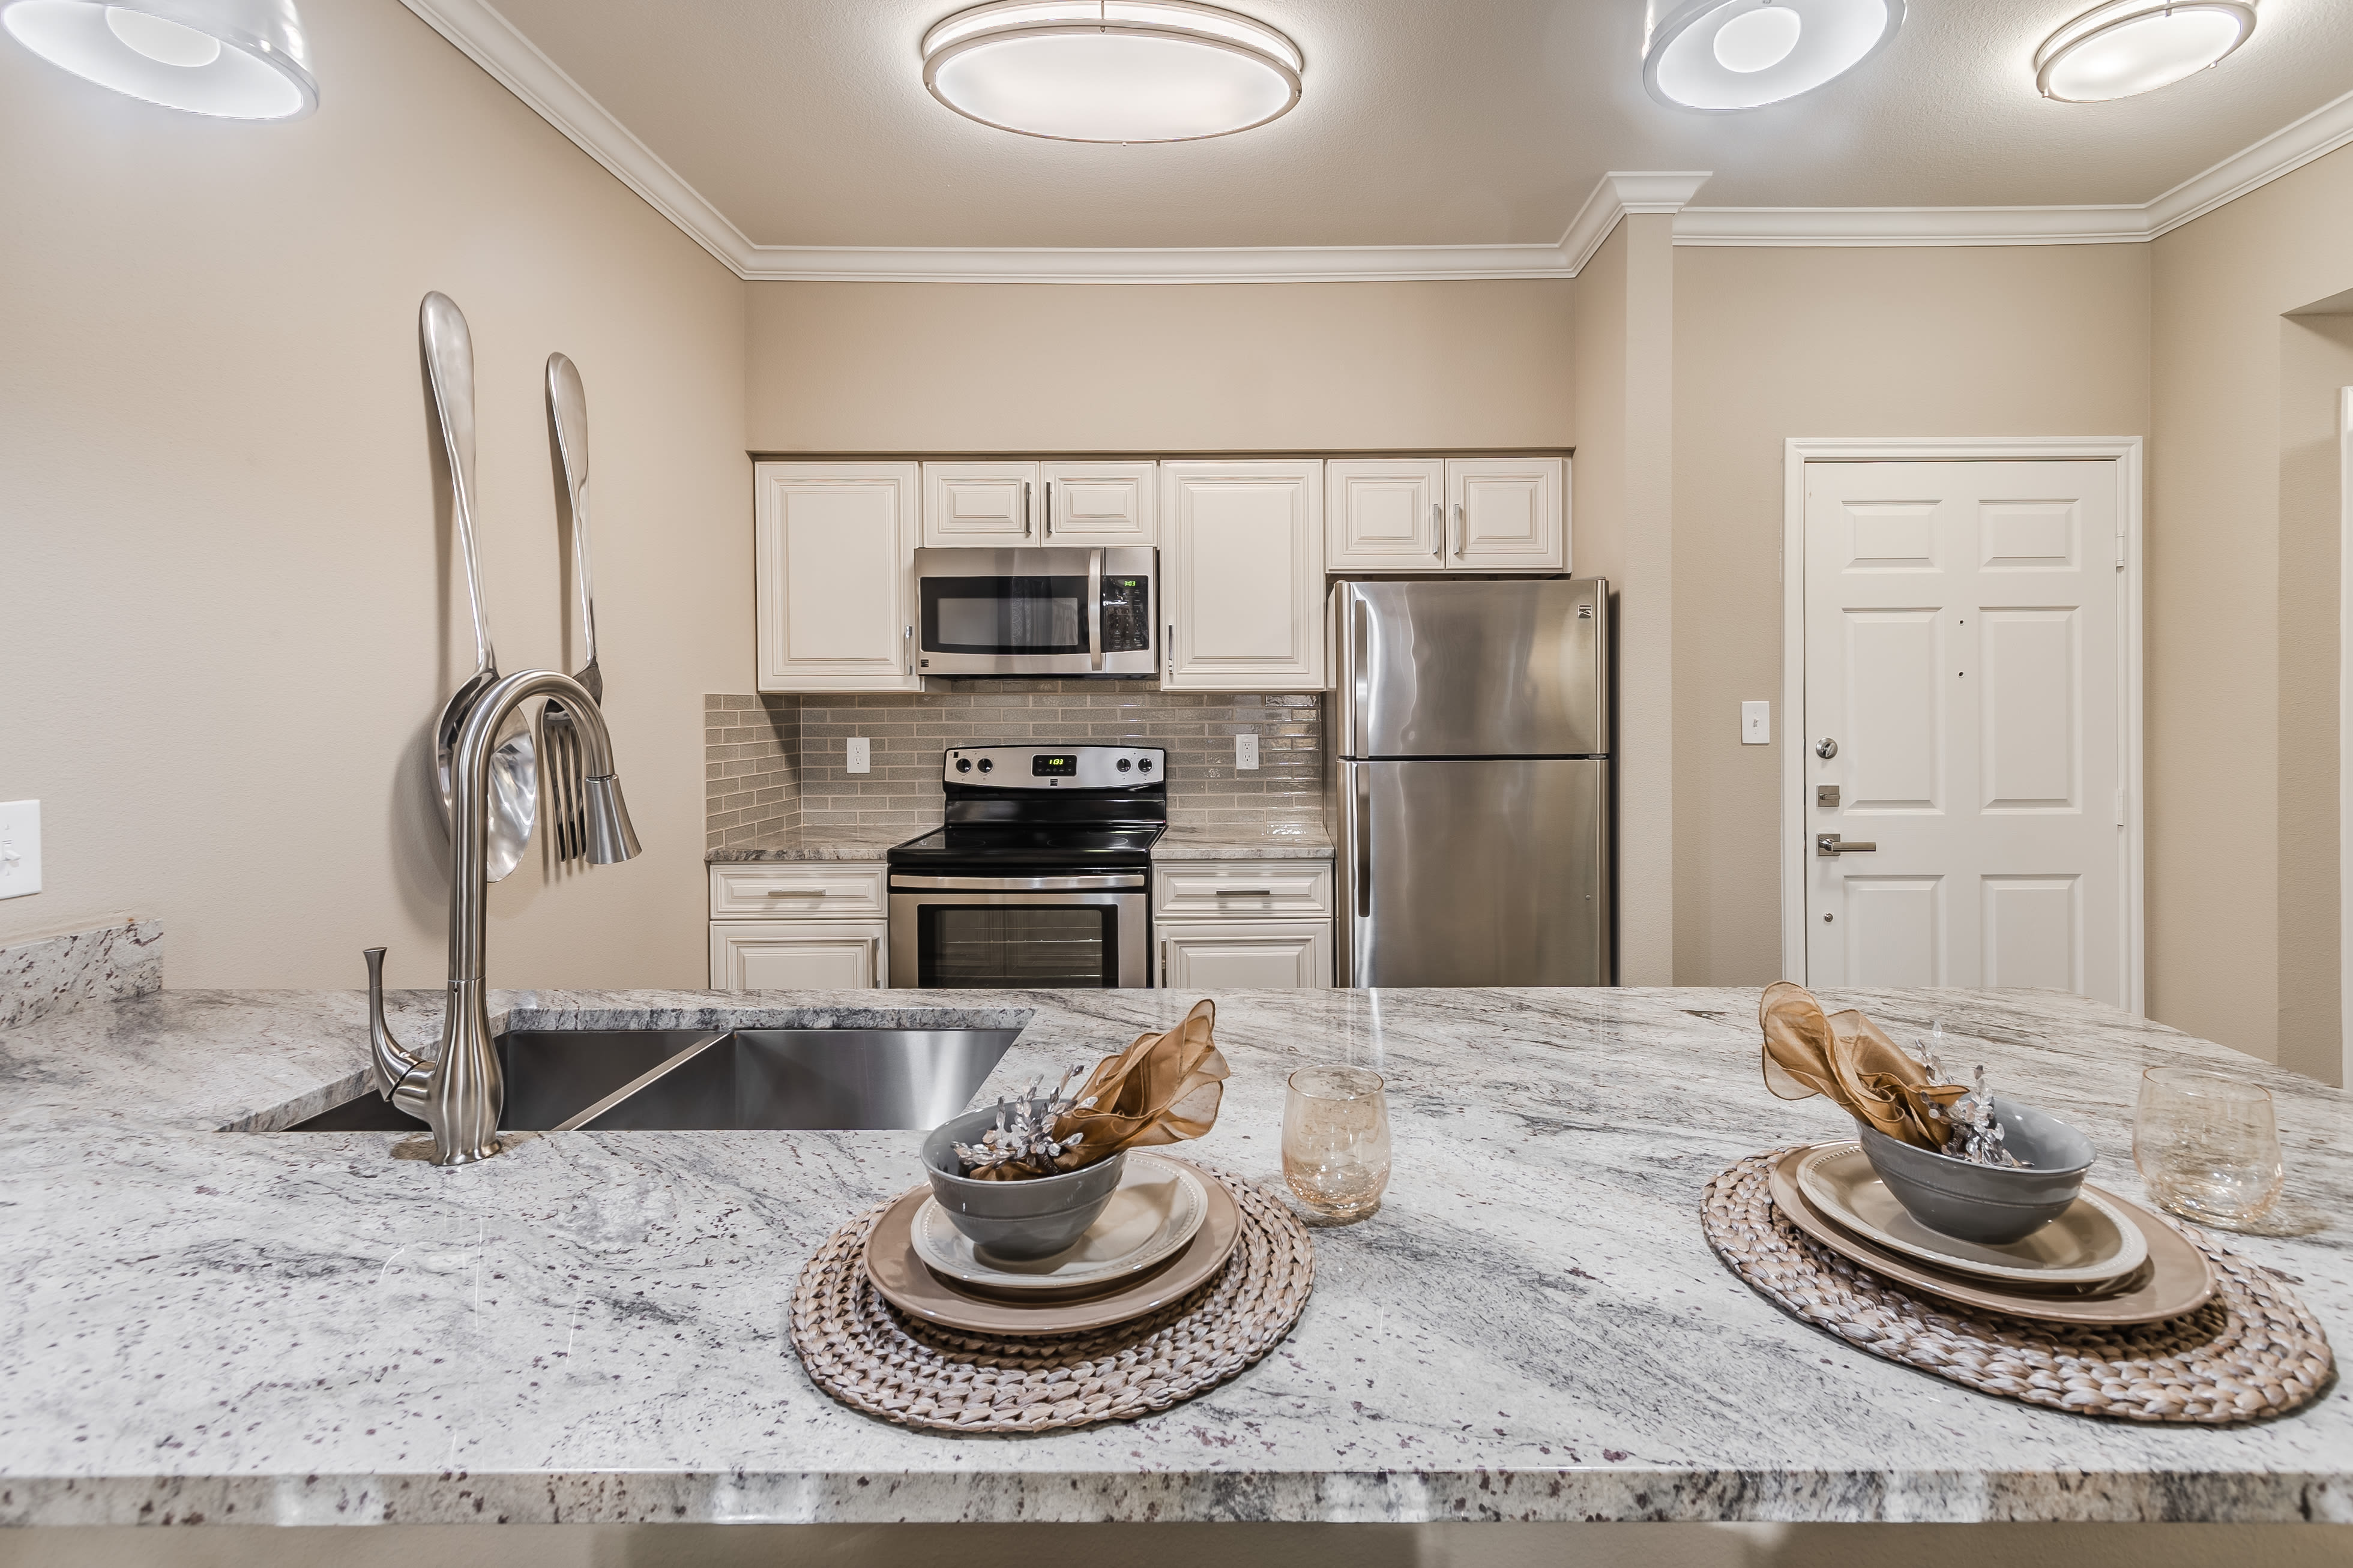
left=1137, top=757, right=1153, bottom=773
left=1116, top=757, right=1132, bottom=772
left=954, top=757, right=972, bottom=773
left=977, top=757, right=993, bottom=774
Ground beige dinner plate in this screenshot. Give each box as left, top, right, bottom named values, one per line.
left=1796, top=1141, right=2148, bottom=1285
left=1767, top=1147, right=2216, bottom=1327
left=864, top=1162, right=1243, bottom=1337
left=911, top=1152, right=1209, bottom=1293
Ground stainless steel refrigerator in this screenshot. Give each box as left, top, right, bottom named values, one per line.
left=1329, top=578, right=1612, bottom=987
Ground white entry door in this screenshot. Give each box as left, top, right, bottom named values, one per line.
left=1804, top=460, right=2126, bottom=1003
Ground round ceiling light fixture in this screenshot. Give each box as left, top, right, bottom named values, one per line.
left=2034, top=1, right=2255, bottom=103
left=2, top=0, right=316, bottom=118
left=921, top=1, right=1302, bottom=144
left=1645, top=0, right=1903, bottom=112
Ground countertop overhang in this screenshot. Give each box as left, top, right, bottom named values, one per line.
left=0, top=983, right=2345, bottom=1528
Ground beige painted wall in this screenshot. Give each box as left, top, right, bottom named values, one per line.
left=2152, top=142, right=2353, bottom=1077
left=746, top=279, right=1573, bottom=452
left=1671, top=244, right=2153, bottom=988
left=0, top=0, right=750, bottom=991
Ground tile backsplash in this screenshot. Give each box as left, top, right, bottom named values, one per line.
left=704, top=694, right=801, bottom=852
left=705, top=681, right=1321, bottom=845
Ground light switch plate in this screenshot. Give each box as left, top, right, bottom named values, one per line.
left=0, top=800, right=41, bottom=900
left=845, top=738, right=871, bottom=775
left=1740, top=701, right=1771, bottom=745
left=1234, top=733, right=1259, bottom=771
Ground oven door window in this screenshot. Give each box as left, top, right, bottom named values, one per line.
left=921, top=575, right=1087, bottom=656
left=917, top=903, right=1114, bottom=988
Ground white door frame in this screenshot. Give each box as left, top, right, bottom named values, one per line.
left=2338, top=389, right=2353, bottom=1087
left=1780, top=436, right=2147, bottom=1012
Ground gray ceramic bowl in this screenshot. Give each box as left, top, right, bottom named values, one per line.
left=921, top=1101, right=1126, bottom=1261
left=1855, top=1096, right=2095, bottom=1245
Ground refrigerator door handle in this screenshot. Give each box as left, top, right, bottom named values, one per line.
left=1350, top=593, right=1369, bottom=759
left=1354, top=765, right=1372, bottom=919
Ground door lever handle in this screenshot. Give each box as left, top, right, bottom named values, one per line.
left=1816, top=834, right=1878, bottom=856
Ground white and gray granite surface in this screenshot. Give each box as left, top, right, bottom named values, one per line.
left=0, top=982, right=2346, bottom=1528
left=705, top=826, right=926, bottom=864
left=0, top=916, right=162, bottom=1031
left=1152, top=822, right=1333, bottom=860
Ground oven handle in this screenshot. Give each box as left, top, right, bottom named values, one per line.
left=1088, top=547, right=1104, bottom=674
left=890, top=873, right=1146, bottom=891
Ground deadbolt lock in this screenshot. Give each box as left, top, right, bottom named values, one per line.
left=1816, top=785, right=1840, bottom=808
left=1815, top=737, right=1839, bottom=760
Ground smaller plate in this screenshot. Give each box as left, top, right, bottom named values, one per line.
left=1768, top=1148, right=2216, bottom=1327
left=912, top=1152, right=1207, bottom=1293
left=1797, top=1143, right=2148, bottom=1286
left=865, top=1163, right=1244, bottom=1338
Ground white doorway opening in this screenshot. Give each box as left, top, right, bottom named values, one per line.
left=1780, top=437, right=2145, bottom=1011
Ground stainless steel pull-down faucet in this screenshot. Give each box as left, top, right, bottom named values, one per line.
left=364, top=669, right=639, bottom=1165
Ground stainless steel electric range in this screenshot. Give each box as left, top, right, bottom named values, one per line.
left=887, top=743, right=1167, bottom=989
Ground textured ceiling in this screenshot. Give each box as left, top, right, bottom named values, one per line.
left=483, top=0, right=2353, bottom=248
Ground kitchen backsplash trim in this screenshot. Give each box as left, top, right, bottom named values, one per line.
left=705, top=681, right=1320, bottom=847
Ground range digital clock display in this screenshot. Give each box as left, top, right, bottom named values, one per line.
left=1031, top=754, right=1077, bottom=776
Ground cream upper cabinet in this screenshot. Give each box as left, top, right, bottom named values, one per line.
left=755, top=461, right=920, bottom=693
left=1043, top=461, right=1156, bottom=544
left=1160, top=461, right=1326, bottom=691
left=1448, top=456, right=1567, bottom=570
left=922, top=461, right=1039, bottom=547
left=1327, top=459, right=1446, bottom=571
left=1331, top=456, right=1567, bottom=572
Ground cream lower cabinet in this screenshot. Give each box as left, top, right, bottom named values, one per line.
left=1152, top=858, right=1334, bottom=988
left=1160, top=461, right=1326, bottom=691
left=709, top=864, right=888, bottom=989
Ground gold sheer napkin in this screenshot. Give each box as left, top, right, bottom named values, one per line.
left=969, top=999, right=1231, bottom=1180
left=1758, top=981, right=1963, bottom=1150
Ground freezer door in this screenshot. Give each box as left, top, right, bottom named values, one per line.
left=1334, top=578, right=1607, bottom=758
left=1337, top=758, right=1610, bottom=987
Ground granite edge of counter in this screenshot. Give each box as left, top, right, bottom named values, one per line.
left=705, top=824, right=1334, bottom=864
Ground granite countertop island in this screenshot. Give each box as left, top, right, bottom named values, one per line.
left=1, top=981, right=2346, bottom=1529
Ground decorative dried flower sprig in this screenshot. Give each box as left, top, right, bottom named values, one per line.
left=1911, top=1021, right=2026, bottom=1168
left=953, top=1063, right=1098, bottom=1176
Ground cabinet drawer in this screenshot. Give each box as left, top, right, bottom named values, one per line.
left=710, top=922, right=887, bottom=990
left=710, top=863, right=888, bottom=919
left=1154, top=860, right=1331, bottom=920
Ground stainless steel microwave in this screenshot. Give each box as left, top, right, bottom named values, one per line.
left=911, top=547, right=1157, bottom=677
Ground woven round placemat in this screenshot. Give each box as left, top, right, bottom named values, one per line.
left=790, top=1167, right=1313, bottom=1434
left=1702, top=1151, right=2334, bottom=1425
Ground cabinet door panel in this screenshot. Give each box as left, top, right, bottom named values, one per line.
left=923, top=461, right=1038, bottom=546
left=1327, top=458, right=1445, bottom=571
left=1161, top=461, right=1325, bottom=691
left=1159, top=921, right=1332, bottom=988
left=756, top=463, right=918, bottom=692
left=1448, top=457, right=1565, bottom=571
left=1043, top=461, right=1156, bottom=543
left=710, top=922, right=887, bottom=990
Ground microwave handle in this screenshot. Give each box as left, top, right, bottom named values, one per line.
left=1088, top=548, right=1104, bottom=674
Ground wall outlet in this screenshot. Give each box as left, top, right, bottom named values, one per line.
left=1234, top=733, right=1259, bottom=771
left=845, top=737, right=871, bottom=775
left=1741, top=701, right=1771, bottom=746
left=0, top=800, right=41, bottom=900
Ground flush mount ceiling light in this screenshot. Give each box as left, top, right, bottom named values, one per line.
left=3, top=0, right=315, bottom=118
left=2035, top=1, right=2255, bottom=103
left=920, top=0, right=1302, bottom=144
left=1645, top=0, right=1904, bottom=112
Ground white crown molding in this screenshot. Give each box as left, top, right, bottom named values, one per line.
left=405, top=0, right=2353, bottom=278
left=396, top=0, right=758, bottom=274
left=1678, top=86, right=2353, bottom=248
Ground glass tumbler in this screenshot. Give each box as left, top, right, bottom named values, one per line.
left=1283, top=1065, right=1390, bottom=1220
left=2133, top=1066, right=2286, bottom=1227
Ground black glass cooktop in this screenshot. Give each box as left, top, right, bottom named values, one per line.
left=888, top=823, right=1164, bottom=873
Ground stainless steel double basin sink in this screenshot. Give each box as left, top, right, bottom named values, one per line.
left=285, top=1027, right=1020, bottom=1134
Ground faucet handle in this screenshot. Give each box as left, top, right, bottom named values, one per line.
left=363, top=947, right=430, bottom=1110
